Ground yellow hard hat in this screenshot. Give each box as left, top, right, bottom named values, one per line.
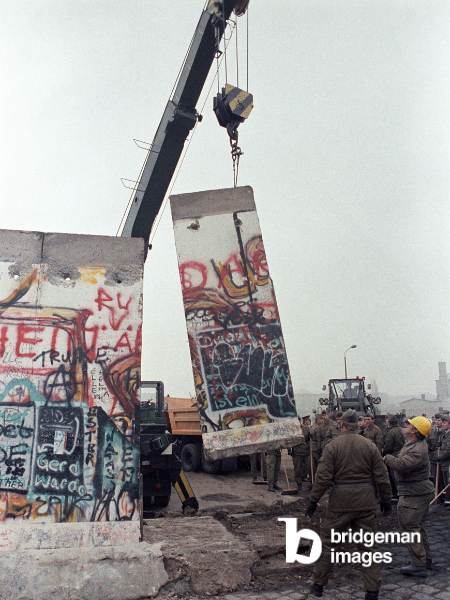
left=407, top=416, right=432, bottom=437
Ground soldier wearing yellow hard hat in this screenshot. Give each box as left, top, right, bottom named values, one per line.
left=384, top=415, right=434, bottom=576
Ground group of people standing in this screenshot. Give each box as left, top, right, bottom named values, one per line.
left=427, top=412, right=450, bottom=504
left=301, top=408, right=450, bottom=600
left=247, top=407, right=450, bottom=599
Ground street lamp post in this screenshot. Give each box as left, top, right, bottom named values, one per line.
left=344, top=345, right=357, bottom=379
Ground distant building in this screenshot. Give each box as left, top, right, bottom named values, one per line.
left=436, top=362, right=450, bottom=401
left=400, top=394, right=450, bottom=418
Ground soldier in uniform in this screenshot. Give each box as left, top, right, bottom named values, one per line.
left=358, top=415, right=366, bottom=435
left=319, top=410, right=340, bottom=453
left=434, top=414, right=450, bottom=504
left=384, top=416, right=434, bottom=576
left=266, top=448, right=282, bottom=492
left=382, top=413, right=405, bottom=499
left=362, top=413, right=384, bottom=454
left=310, top=413, right=323, bottom=482
left=428, top=414, right=445, bottom=500
left=289, top=416, right=311, bottom=491
left=306, top=409, right=392, bottom=600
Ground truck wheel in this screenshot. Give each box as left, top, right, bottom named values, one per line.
left=153, top=495, right=170, bottom=508
left=201, top=453, right=221, bottom=474
left=181, top=443, right=202, bottom=472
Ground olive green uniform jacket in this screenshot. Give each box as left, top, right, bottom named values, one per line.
left=438, top=428, right=450, bottom=469
left=384, top=439, right=434, bottom=496
left=311, top=430, right=391, bottom=510
left=291, top=424, right=310, bottom=456
left=310, top=423, right=321, bottom=454
left=383, top=425, right=405, bottom=457
left=363, top=423, right=384, bottom=454
left=428, top=426, right=444, bottom=463
left=319, top=420, right=340, bottom=452
left=384, top=438, right=434, bottom=566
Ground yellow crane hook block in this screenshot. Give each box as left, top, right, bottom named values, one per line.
left=214, top=84, right=253, bottom=141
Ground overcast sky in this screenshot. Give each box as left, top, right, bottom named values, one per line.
left=2, top=1, right=450, bottom=401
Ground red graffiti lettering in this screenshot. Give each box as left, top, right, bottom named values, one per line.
left=15, top=324, right=44, bottom=358
left=94, top=288, right=133, bottom=331
left=94, top=288, right=114, bottom=311
left=114, top=332, right=132, bottom=353
left=134, top=323, right=142, bottom=353
left=0, top=326, right=8, bottom=358
left=180, top=262, right=208, bottom=292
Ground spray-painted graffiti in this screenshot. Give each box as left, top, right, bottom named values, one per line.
left=181, top=241, right=296, bottom=427
left=0, top=230, right=143, bottom=528
left=171, top=187, right=300, bottom=459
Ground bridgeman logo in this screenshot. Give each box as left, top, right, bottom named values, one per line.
left=278, top=519, right=418, bottom=566
left=278, top=518, right=322, bottom=564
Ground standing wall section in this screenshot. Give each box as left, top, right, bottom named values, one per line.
left=0, top=230, right=144, bottom=551
left=170, top=186, right=302, bottom=460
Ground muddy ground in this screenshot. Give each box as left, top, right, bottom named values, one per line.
left=142, top=451, right=401, bottom=597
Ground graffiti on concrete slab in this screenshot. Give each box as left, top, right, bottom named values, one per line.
left=0, top=230, right=143, bottom=525
left=171, top=187, right=300, bottom=458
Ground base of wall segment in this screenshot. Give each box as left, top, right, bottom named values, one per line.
left=0, top=520, right=140, bottom=552
left=0, top=541, right=167, bottom=600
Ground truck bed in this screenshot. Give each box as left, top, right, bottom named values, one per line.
left=165, top=396, right=202, bottom=436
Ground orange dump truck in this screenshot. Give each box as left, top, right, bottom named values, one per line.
left=164, top=396, right=238, bottom=474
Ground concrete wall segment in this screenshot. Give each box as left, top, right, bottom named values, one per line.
left=0, top=541, right=167, bottom=600
left=0, top=229, right=144, bottom=548
left=170, top=187, right=302, bottom=460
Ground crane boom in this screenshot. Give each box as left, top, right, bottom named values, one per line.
left=120, top=0, right=247, bottom=249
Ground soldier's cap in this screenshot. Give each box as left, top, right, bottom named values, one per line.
left=442, top=415, right=450, bottom=423
left=342, top=409, right=358, bottom=423
left=365, top=412, right=374, bottom=419
left=435, top=413, right=443, bottom=419
left=358, top=416, right=365, bottom=421
left=302, top=415, right=310, bottom=420
left=321, top=410, right=328, bottom=415
left=386, top=413, right=398, bottom=425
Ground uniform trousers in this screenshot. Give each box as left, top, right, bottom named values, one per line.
left=292, top=453, right=309, bottom=484
left=250, top=452, right=267, bottom=479
left=441, top=466, right=450, bottom=501
left=313, top=509, right=381, bottom=592
left=397, top=493, right=434, bottom=566
left=266, top=451, right=281, bottom=487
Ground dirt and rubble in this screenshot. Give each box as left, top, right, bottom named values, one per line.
left=141, top=453, right=450, bottom=600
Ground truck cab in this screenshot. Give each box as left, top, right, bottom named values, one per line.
left=319, top=377, right=381, bottom=416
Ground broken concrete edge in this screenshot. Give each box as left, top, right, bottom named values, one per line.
left=202, top=418, right=304, bottom=460
left=0, top=541, right=168, bottom=600
left=146, top=515, right=259, bottom=596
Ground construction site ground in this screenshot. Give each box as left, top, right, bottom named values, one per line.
left=142, top=451, right=450, bottom=600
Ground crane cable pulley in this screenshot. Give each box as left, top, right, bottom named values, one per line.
left=213, top=83, right=253, bottom=186
left=213, top=0, right=251, bottom=187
